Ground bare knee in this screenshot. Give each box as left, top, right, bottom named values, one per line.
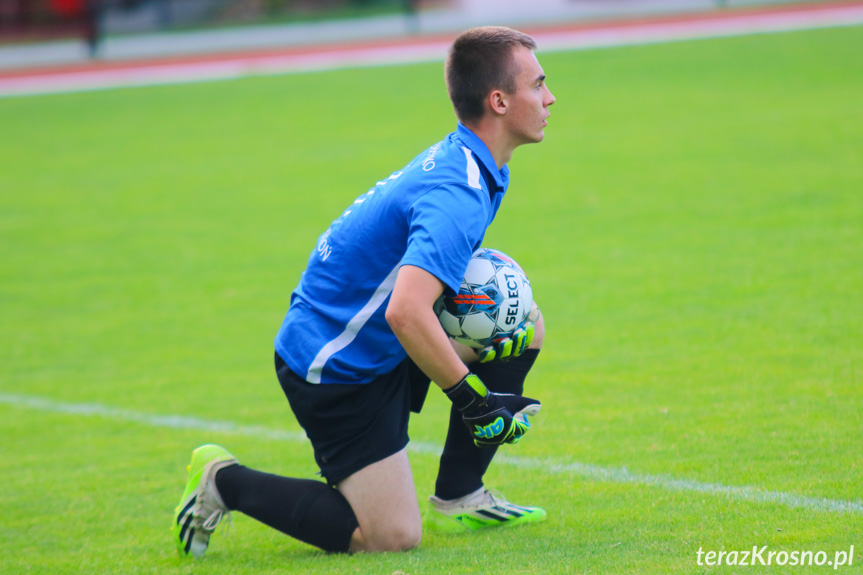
left=340, top=449, right=422, bottom=553
left=352, top=521, right=422, bottom=552
left=376, top=522, right=422, bottom=552
left=529, top=306, right=545, bottom=350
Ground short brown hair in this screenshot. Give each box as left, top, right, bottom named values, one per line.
left=445, top=27, right=537, bottom=123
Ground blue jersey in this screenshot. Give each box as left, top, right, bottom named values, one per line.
left=275, top=123, right=509, bottom=384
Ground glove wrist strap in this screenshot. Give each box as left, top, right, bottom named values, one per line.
left=444, top=373, right=488, bottom=413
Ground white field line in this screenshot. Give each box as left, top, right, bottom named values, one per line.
left=2, top=391, right=862, bottom=515
left=1, top=3, right=863, bottom=98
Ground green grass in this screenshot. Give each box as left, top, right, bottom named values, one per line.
left=2, top=25, right=862, bottom=574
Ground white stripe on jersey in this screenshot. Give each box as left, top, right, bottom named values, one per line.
left=305, top=263, right=401, bottom=383
left=461, top=147, right=482, bottom=190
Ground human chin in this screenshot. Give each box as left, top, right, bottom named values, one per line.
left=534, top=124, right=546, bottom=142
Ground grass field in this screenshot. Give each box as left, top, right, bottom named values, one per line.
left=1, top=23, right=862, bottom=575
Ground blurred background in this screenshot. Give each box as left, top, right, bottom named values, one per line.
left=0, top=0, right=837, bottom=67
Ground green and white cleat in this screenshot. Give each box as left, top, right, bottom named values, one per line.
left=428, top=487, right=546, bottom=531
left=172, top=444, right=238, bottom=558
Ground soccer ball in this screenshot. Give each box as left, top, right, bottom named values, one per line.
left=434, top=248, right=533, bottom=349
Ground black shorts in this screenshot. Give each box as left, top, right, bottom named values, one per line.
left=275, top=352, right=432, bottom=486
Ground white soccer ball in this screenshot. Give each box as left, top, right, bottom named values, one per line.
left=433, top=248, right=533, bottom=349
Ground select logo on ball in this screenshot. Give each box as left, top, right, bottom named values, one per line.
left=434, top=248, right=533, bottom=349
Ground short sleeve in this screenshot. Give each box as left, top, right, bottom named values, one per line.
left=401, top=184, right=489, bottom=294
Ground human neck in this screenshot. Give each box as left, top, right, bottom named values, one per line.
left=462, top=120, right=515, bottom=170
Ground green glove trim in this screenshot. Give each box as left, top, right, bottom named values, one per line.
left=443, top=373, right=488, bottom=413
left=479, top=322, right=535, bottom=364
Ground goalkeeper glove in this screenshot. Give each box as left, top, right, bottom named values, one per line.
left=478, top=323, right=534, bottom=364
left=444, top=373, right=541, bottom=447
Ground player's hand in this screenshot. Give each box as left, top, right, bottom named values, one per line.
left=444, top=373, right=541, bottom=447
left=478, top=323, right=534, bottom=363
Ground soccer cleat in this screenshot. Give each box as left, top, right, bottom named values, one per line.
left=172, top=444, right=238, bottom=558
left=427, top=487, right=546, bottom=531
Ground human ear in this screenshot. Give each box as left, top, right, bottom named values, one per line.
left=488, top=89, right=508, bottom=116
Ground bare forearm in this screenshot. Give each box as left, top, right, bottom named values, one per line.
left=387, top=303, right=468, bottom=390
left=385, top=265, right=469, bottom=390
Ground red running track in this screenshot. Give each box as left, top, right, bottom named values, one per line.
left=1, top=0, right=862, bottom=97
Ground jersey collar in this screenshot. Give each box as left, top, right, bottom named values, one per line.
left=455, top=122, right=510, bottom=192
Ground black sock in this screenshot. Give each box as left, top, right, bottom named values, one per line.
left=215, top=465, right=358, bottom=553
left=434, top=349, right=540, bottom=500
